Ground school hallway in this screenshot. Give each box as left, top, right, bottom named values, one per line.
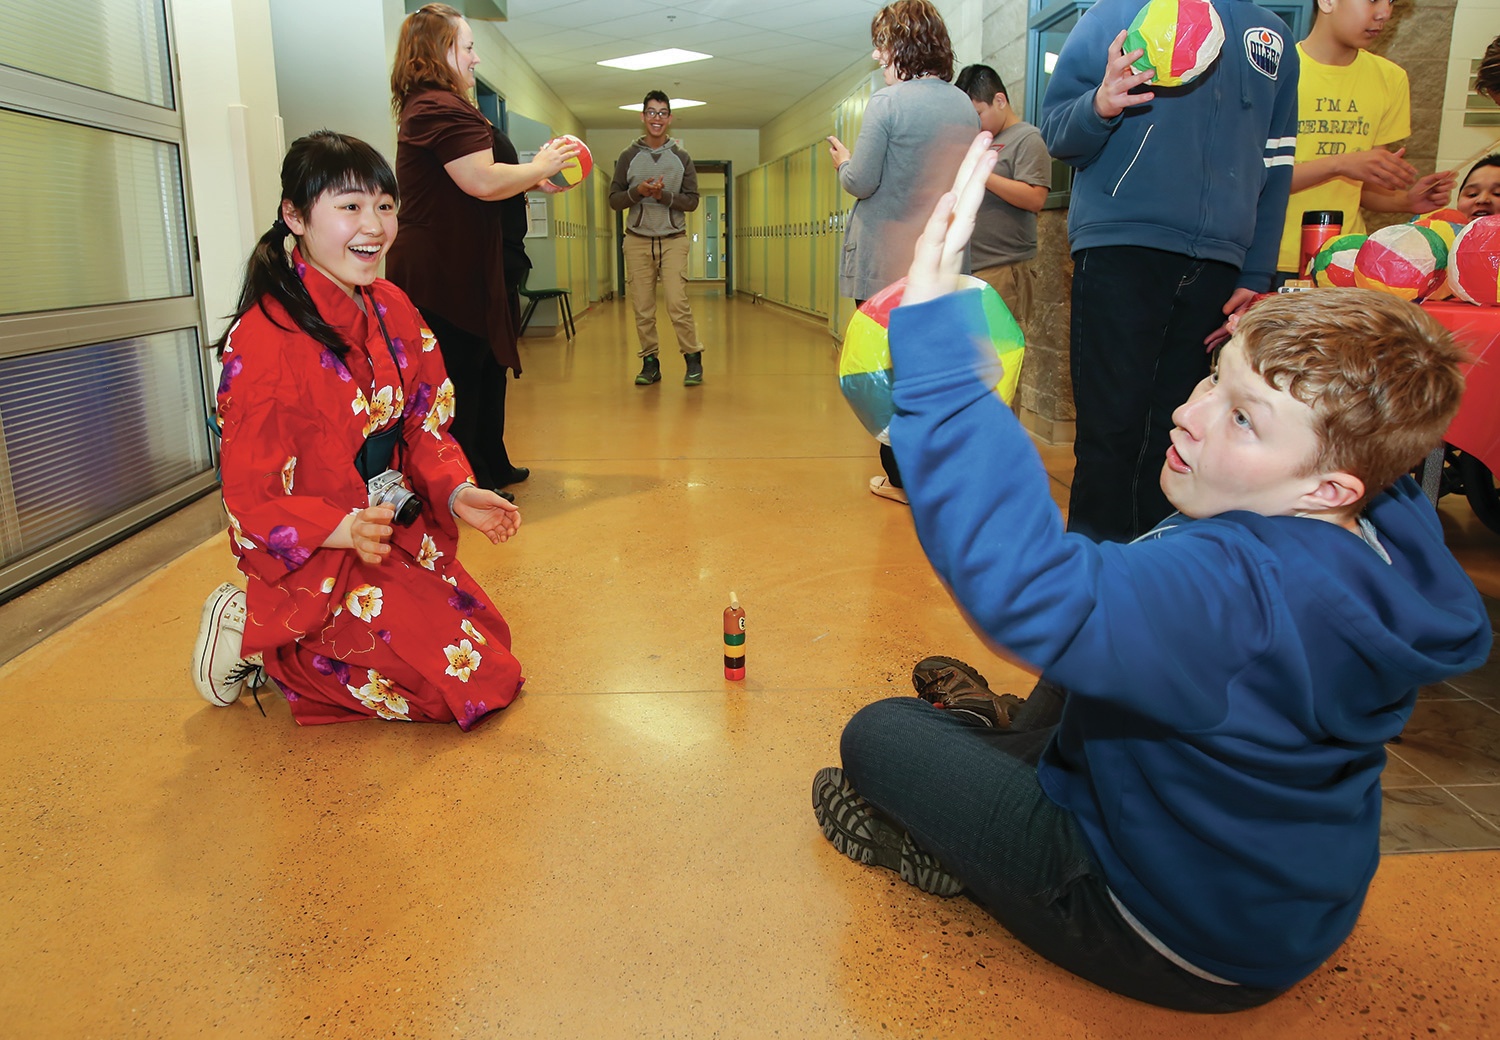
left=2, top=286, right=1498, bottom=1038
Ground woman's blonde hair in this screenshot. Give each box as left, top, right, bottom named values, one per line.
left=390, top=3, right=472, bottom=117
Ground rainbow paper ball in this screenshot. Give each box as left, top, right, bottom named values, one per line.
left=1413, top=207, right=1470, bottom=227
left=1446, top=214, right=1500, bottom=306
left=1125, top=0, right=1226, bottom=87
left=547, top=135, right=593, bottom=190
left=1311, top=233, right=1366, bottom=288
left=1351, top=223, right=1449, bottom=301
left=839, top=276, right=1025, bottom=439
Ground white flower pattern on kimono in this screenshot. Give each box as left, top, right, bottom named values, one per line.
left=345, top=583, right=383, bottom=622
left=281, top=456, right=296, bottom=495
left=423, top=379, right=456, bottom=439
left=365, top=385, right=395, bottom=436
left=319, top=576, right=337, bottom=594
left=351, top=389, right=369, bottom=421
left=460, top=618, right=486, bottom=645
left=444, top=639, right=482, bottom=682
left=420, top=326, right=437, bottom=353
left=350, top=669, right=411, bottom=720
left=415, top=534, right=443, bottom=571
left=225, top=509, right=257, bottom=551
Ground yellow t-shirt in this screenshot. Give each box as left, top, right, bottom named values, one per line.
left=1276, top=45, right=1411, bottom=274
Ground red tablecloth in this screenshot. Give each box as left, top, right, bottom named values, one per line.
left=1424, top=301, right=1500, bottom=474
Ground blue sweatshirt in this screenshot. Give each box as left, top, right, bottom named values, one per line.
left=1040, top=0, right=1300, bottom=291
left=887, top=290, right=1491, bottom=989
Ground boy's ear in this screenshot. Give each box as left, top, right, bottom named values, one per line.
left=1301, top=471, right=1365, bottom=515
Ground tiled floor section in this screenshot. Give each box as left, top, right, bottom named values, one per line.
left=1, top=288, right=1497, bottom=1037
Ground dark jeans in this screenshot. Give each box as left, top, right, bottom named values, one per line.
left=838, top=693, right=1284, bottom=1012
left=424, top=311, right=513, bottom=489
left=1067, top=247, right=1239, bottom=543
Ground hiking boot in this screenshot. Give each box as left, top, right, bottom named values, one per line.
left=192, top=582, right=267, bottom=707
left=683, top=351, right=703, bottom=386
left=912, top=656, right=1024, bottom=728
left=635, top=355, right=661, bottom=385
left=812, top=767, right=963, bottom=897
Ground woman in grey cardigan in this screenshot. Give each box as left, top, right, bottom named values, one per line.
left=829, top=0, right=978, bottom=504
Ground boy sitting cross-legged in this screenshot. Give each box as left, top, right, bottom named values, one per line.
left=812, top=134, right=1491, bottom=1013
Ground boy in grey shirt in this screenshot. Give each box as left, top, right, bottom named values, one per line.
left=955, top=64, right=1051, bottom=330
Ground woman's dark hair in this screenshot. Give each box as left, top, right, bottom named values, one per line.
left=214, top=130, right=399, bottom=359
left=391, top=2, right=470, bottom=118
left=954, top=63, right=1008, bottom=104
left=1459, top=153, right=1500, bottom=194
left=872, top=0, right=955, bottom=83
left=1477, top=35, right=1500, bottom=102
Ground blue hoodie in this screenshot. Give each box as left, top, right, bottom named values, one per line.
left=1040, top=0, right=1300, bottom=291
left=887, top=290, right=1490, bottom=989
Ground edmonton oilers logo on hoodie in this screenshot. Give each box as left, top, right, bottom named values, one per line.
left=1244, top=27, right=1284, bottom=80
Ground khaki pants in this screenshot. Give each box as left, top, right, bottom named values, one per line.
left=973, top=260, right=1035, bottom=329
left=623, top=233, right=702, bottom=358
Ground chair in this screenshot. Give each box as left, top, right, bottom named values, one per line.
left=516, top=270, right=576, bottom=339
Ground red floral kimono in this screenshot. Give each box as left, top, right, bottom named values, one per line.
left=217, top=253, right=523, bottom=728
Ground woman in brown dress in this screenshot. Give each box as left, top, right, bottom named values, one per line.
left=387, top=3, right=576, bottom=495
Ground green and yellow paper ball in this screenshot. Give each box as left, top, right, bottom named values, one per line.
left=1311, top=233, right=1367, bottom=287
left=839, top=276, right=1025, bottom=439
left=546, top=134, right=593, bottom=189
left=1125, top=0, right=1226, bottom=87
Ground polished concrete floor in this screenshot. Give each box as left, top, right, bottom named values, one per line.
left=2, top=288, right=1498, bottom=1038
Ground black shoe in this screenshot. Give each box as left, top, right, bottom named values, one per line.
left=683, top=351, right=703, bottom=386
left=811, top=767, right=963, bottom=897
left=912, top=656, right=1023, bottom=728
left=496, top=466, right=529, bottom=488
left=494, top=489, right=515, bottom=503
left=635, top=355, right=661, bottom=385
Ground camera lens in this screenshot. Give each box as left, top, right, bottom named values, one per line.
left=392, top=494, right=423, bottom=527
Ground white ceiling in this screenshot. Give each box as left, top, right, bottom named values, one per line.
left=490, top=0, right=888, bottom=130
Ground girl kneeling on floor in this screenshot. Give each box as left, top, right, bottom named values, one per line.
left=191, top=129, right=524, bottom=728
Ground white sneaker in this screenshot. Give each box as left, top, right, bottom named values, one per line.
left=869, top=475, right=908, bottom=504
left=191, top=582, right=262, bottom=705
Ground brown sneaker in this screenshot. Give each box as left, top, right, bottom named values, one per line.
left=912, top=656, right=1023, bottom=728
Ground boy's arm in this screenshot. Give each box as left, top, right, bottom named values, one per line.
left=1236, top=43, right=1301, bottom=292
left=607, top=149, right=638, bottom=211
left=664, top=150, right=700, bottom=211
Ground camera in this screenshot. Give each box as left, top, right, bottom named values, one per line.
left=366, top=469, right=423, bottom=527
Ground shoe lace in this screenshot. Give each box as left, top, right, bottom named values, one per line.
left=226, top=660, right=269, bottom=717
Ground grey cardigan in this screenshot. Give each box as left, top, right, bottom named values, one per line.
left=838, top=77, right=978, bottom=301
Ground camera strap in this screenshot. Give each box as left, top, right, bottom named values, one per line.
left=354, top=285, right=409, bottom=481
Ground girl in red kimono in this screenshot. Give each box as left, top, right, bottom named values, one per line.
left=191, top=130, right=524, bottom=729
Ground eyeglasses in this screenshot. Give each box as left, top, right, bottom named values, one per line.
left=644, top=109, right=671, bottom=118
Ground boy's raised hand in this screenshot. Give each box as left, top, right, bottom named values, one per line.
left=1094, top=31, right=1157, bottom=119
left=903, top=132, right=997, bottom=307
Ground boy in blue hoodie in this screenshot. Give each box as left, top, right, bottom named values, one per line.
left=1041, top=0, right=1299, bottom=544
left=812, top=136, right=1490, bottom=1012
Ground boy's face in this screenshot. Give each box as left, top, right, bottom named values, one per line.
left=1160, top=339, right=1329, bottom=520
left=1457, top=164, right=1500, bottom=217
left=1319, top=0, right=1393, bottom=51
left=971, top=94, right=1008, bottom=134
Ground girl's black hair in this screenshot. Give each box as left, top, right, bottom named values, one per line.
left=1459, top=153, right=1500, bottom=194
left=214, top=130, right=399, bottom=358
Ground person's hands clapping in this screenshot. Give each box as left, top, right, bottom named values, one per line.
left=902, top=131, right=998, bottom=307
left=1095, top=31, right=1156, bottom=119
left=349, top=505, right=396, bottom=565
left=1338, top=146, right=1418, bottom=191
left=637, top=176, right=665, bottom=200
left=454, top=485, right=521, bottom=544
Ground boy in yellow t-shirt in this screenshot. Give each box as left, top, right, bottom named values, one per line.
left=1275, top=0, right=1453, bottom=278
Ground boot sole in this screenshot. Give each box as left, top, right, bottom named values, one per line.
left=812, top=767, right=962, bottom=897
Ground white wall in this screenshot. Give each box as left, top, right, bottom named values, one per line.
left=270, top=0, right=396, bottom=162
left=1437, top=0, right=1500, bottom=188
left=171, top=0, right=283, bottom=343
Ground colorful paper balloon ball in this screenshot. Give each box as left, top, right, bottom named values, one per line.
left=1125, top=0, right=1226, bottom=87
left=1311, top=233, right=1366, bottom=288
left=1412, top=207, right=1469, bottom=227
left=547, top=134, right=593, bottom=189
left=1446, top=214, right=1500, bottom=306
left=838, top=276, right=1026, bottom=439
left=1351, top=223, right=1448, bottom=301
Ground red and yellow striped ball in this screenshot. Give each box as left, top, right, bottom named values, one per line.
left=547, top=135, right=593, bottom=190
left=1446, top=215, right=1500, bottom=306
left=1311, top=233, right=1366, bottom=288
left=1125, top=0, right=1226, bottom=87
left=1351, top=223, right=1448, bottom=301
left=839, top=276, right=1025, bottom=439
